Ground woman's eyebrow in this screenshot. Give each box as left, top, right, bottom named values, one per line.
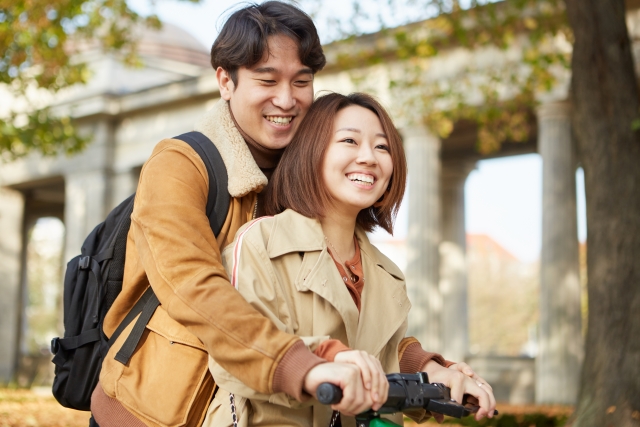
left=335, top=128, right=388, bottom=138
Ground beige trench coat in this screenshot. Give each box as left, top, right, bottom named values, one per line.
left=204, top=209, right=414, bottom=427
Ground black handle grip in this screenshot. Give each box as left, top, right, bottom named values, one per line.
left=317, top=383, right=343, bottom=405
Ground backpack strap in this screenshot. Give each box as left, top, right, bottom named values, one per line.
left=114, top=289, right=160, bottom=364
left=113, top=132, right=230, bottom=365
left=175, top=131, right=230, bottom=236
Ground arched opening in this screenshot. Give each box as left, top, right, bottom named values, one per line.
left=17, top=217, right=65, bottom=387
left=11, top=177, right=66, bottom=387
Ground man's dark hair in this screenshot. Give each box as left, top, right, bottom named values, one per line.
left=211, top=1, right=326, bottom=85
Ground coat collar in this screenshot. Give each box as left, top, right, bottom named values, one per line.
left=269, top=210, right=411, bottom=354
left=193, top=99, right=268, bottom=198
left=267, top=210, right=406, bottom=281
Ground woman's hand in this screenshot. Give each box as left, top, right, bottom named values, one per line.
left=334, top=350, right=389, bottom=411
left=303, top=362, right=375, bottom=416
left=423, top=360, right=497, bottom=422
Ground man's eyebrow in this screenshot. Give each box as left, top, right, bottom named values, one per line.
left=252, top=67, right=314, bottom=76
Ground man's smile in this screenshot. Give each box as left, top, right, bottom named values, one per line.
left=265, top=115, right=293, bottom=126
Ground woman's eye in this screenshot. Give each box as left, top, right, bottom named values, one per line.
left=341, top=138, right=357, bottom=144
left=377, top=144, right=390, bottom=151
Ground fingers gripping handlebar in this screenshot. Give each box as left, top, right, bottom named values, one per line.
left=317, top=372, right=497, bottom=424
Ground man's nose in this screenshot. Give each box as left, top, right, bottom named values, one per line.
left=272, top=85, right=296, bottom=110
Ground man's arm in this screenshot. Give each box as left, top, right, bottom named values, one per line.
left=131, top=140, right=321, bottom=399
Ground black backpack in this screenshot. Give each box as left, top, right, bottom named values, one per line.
left=50, top=132, right=229, bottom=411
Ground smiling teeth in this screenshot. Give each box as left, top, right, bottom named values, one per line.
left=265, top=116, right=292, bottom=125
left=347, top=173, right=375, bottom=184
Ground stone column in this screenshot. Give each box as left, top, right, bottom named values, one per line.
left=0, top=188, right=25, bottom=383
left=64, top=171, right=109, bottom=263
left=440, top=161, right=475, bottom=362
left=109, top=167, right=140, bottom=211
left=404, top=125, right=442, bottom=352
left=536, top=101, right=583, bottom=404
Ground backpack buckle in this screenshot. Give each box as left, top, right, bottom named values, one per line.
left=79, top=256, right=90, bottom=270
left=51, top=337, right=60, bottom=354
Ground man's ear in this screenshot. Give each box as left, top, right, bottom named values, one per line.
left=216, top=67, right=234, bottom=101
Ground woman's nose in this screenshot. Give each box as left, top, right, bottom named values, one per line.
left=356, top=144, right=378, bottom=165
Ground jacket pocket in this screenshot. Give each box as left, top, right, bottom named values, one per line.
left=114, top=307, right=214, bottom=427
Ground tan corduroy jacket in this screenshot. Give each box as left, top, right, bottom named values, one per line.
left=99, top=100, right=319, bottom=427
left=204, top=210, right=430, bottom=427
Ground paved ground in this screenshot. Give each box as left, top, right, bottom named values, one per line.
left=0, top=388, right=573, bottom=427
left=0, top=388, right=90, bottom=427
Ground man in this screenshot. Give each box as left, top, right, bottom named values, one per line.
left=91, top=2, right=495, bottom=426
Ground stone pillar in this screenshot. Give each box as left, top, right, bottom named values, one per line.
left=64, top=171, right=109, bottom=263
left=404, top=125, right=442, bottom=352
left=536, top=101, right=583, bottom=404
left=0, top=188, right=25, bottom=383
left=440, top=161, right=475, bottom=362
left=109, top=167, right=140, bottom=211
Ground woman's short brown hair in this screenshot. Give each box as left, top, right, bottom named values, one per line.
left=265, top=92, right=407, bottom=234
left=211, top=1, right=326, bottom=85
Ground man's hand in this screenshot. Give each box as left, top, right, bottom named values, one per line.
left=334, top=350, right=388, bottom=411
left=303, top=362, right=375, bottom=416
left=423, top=360, right=497, bottom=422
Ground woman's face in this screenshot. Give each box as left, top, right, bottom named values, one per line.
left=322, top=105, right=393, bottom=217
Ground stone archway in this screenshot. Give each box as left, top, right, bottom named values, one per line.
left=0, top=178, right=65, bottom=386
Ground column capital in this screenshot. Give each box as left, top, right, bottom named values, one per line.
left=537, top=100, right=572, bottom=120
left=441, top=160, right=477, bottom=185
left=401, top=125, right=440, bottom=142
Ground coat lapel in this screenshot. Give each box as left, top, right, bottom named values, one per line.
left=354, top=230, right=411, bottom=356
left=295, top=250, right=361, bottom=347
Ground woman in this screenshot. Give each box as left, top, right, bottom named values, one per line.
left=204, top=93, right=495, bottom=427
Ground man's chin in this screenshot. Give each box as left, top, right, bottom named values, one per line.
left=262, top=132, right=294, bottom=150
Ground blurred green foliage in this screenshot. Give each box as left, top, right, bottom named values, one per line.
left=325, top=0, right=571, bottom=153
left=0, top=0, right=195, bottom=160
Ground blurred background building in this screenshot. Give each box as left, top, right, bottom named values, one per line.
left=3, top=2, right=624, bottom=405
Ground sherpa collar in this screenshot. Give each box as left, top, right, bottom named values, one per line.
left=193, top=99, right=268, bottom=197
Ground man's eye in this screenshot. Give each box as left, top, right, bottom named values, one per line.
left=260, top=80, right=276, bottom=84
left=294, top=80, right=312, bottom=86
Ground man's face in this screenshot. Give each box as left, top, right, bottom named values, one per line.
left=217, top=35, right=315, bottom=150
